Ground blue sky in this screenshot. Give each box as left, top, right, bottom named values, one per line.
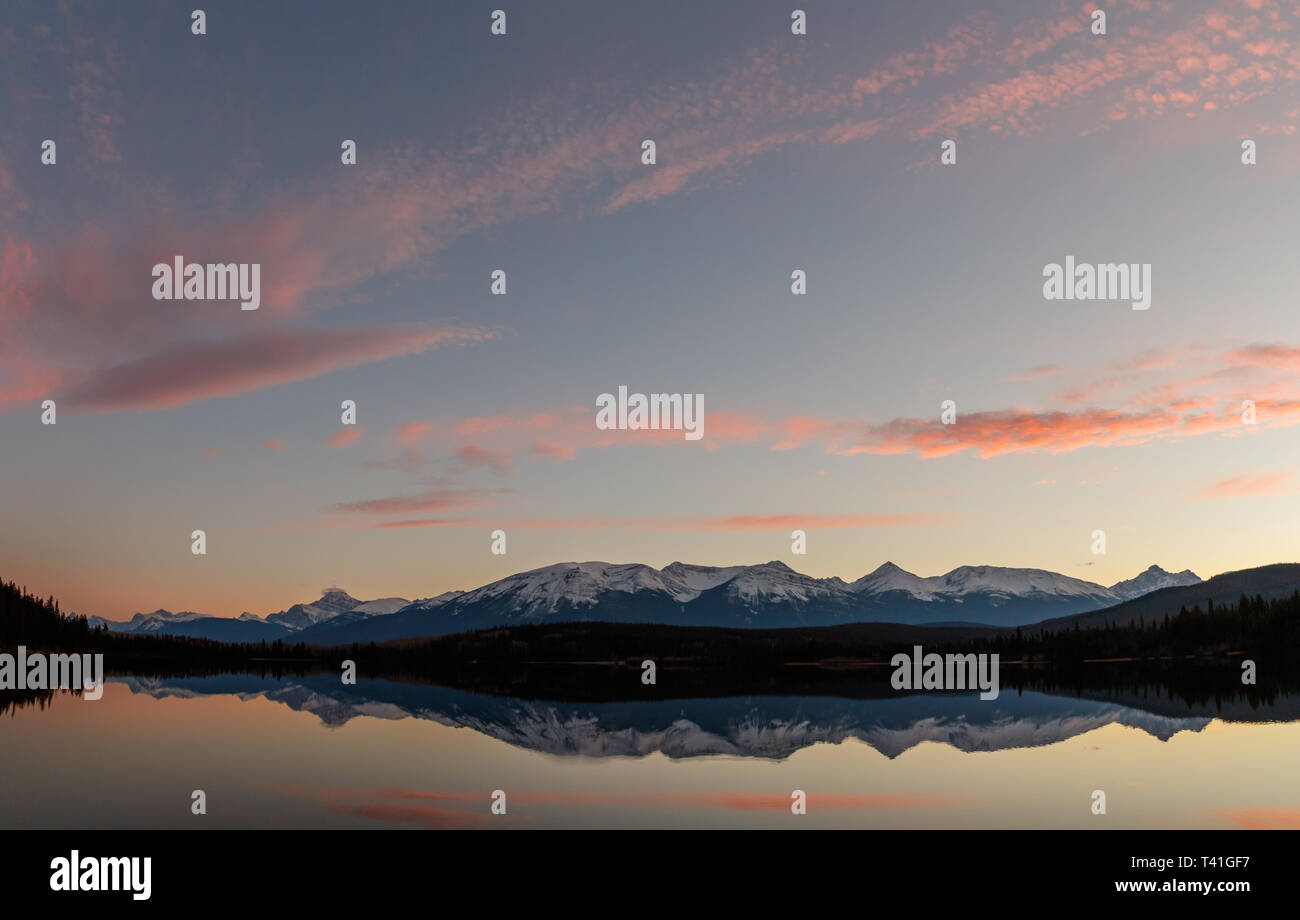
left=3, top=0, right=1300, bottom=618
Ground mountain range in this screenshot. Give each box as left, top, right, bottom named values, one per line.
left=88, top=561, right=1203, bottom=643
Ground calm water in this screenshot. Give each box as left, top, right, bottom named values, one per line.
left=3, top=674, right=1298, bottom=828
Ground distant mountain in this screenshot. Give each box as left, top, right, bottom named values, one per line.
left=89, top=588, right=411, bottom=642
left=296, top=560, right=1203, bottom=645
left=132, top=616, right=292, bottom=643
left=1029, top=563, right=1300, bottom=634
left=264, top=588, right=408, bottom=631
left=293, top=590, right=462, bottom=643
left=848, top=562, right=1125, bottom=626
left=1108, top=564, right=1202, bottom=601
left=106, top=609, right=206, bottom=632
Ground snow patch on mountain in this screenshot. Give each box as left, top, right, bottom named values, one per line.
left=351, top=597, right=411, bottom=615
left=659, top=562, right=748, bottom=600
left=719, top=561, right=849, bottom=608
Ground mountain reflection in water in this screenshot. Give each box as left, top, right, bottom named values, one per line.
left=96, top=673, right=1278, bottom=760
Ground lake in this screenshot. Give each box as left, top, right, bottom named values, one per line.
left=3, top=674, right=1298, bottom=829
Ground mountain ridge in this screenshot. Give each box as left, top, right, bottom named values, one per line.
left=1027, top=563, right=1300, bottom=634
left=88, top=561, right=1208, bottom=642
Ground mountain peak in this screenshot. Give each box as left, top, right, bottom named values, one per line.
left=851, top=562, right=934, bottom=599
left=1109, top=565, right=1202, bottom=601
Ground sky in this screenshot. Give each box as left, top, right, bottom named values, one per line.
left=2, top=0, right=1300, bottom=620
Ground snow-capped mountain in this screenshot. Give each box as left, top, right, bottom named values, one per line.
left=296, top=560, right=1203, bottom=644
left=659, top=562, right=750, bottom=600
left=88, top=609, right=206, bottom=632
left=90, top=561, right=1204, bottom=643
left=709, top=560, right=850, bottom=609
left=842, top=562, right=1126, bottom=626
left=1107, top=564, right=1202, bottom=601
left=448, top=562, right=672, bottom=611
left=850, top=561, right=941, bottom=600
left=89, top=589, right=411, bottom=641
left=853, top=562, right=1119, bottom=605
left=446, top=560, right=850, bottom=614
left=936, top=565, right=1118, bottom=603
left=399, top=590, right=465, bottom=611
left=262, top=588, right=408, bottom=631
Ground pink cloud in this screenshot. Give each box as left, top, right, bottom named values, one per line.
left=324, top=801, right=493, bottom=829
left=772, top=416, right=836, bottom=451
left=702, top=411, right=768, bottom=445
left=373, top=518, right=474, bottom=529
left=369, top=406, right=771, bottom=475
left=1193, top=471, right=1297, bottom=500
left=329, top=488, right=504, bottom=515
left=528, top=441, right=576, bottom=462
left=328, top=427, right=360, bottom=448
left=55, top=323, right=492, bottom=413
left=602, top=130, right=808, bottom=213
left=262, top=440, right=285, bottom=453
left=394, top=420, right=434, bottom=445
left=347, top=340, right=1300, bottom=473
left=6, top=2, right=1298, bottom=422
left=368, top=512, right=947, bottom=532
left=836, top=408, right=1185, bottom=459
left=452, top=445, right=516, bottom=477
left=1003, top=364, right=1063, bottom=382
left=361, top=447, right=428, bottom=476
left=689, top=513, right=950, bottom=531
left=1226, top=344, right=1300, bottom=371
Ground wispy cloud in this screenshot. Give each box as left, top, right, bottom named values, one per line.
left=1193, top=470, right=1298, bottom=500
left=55, top=323, right=493, bottom=413
left=6, top=1, right=1299, bottom=416
left=328, top=488, right=506, bottom=516
left=1003, top=364, right=1063, bottom=382
left=356, top=342, right=1300, bottom=469
left=327, top=428, right=361, bottom=448
left=363, top=511, right=949, bottom=532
